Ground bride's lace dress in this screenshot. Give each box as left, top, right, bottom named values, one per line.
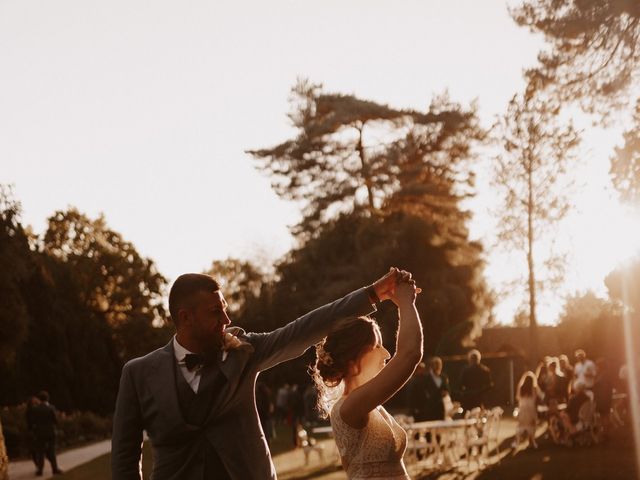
left=330, top=397, right=410, bottom=479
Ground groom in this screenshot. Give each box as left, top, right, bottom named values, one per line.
left=111, top=268, right=412, bottom=480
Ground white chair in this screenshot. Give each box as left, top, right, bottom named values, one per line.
left=296, top=424, right=325, bottom=465
left=464, top=407, right=503, bottom=470
left=405, top=426, right=441, bottom=466
left=571, top=392, right=602, bottom=446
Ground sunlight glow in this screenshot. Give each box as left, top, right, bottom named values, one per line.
left=621, top=273, right=640, bottom=476
left=474, top=121, right=640, bottom=325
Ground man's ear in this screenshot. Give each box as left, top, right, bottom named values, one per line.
left=177, top=308, right=191, bottom=326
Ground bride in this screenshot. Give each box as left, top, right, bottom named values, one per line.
left=310, top=276, right=423, bottom=479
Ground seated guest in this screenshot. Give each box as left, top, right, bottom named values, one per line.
left=558, top=380, right=591, bottom=440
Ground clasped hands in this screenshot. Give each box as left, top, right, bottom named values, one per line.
left=372, top=267, right=421, bottom=305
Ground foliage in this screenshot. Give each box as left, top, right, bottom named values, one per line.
left=0, top=185, right=31, bottom=366
left=248, top=79, right=485, bottom=238
left=606, top=254, right=640, bottom=313
left=492, top=88, right=581, bottom=360
left=611, top=99, right=640, bottom=206
left=511, top=0, right=640, bottom=114
left=557, top=291, right=626, bottom=367
left=43, top=208, right=170, bottom=360
left=242, top=81, right=492, bottom=380
left=493, top=90, right=580, bottom=256
left=0, top=187, right=171, bottom=413
left=511, top=1, right=640, bottom=221
left=206, top=258, right=269, bottom=318
left=0, top=404, right=111, bottom=459
left=237, top=212, right=491, bottom=356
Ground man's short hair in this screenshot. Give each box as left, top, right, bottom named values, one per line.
left=168, top=273, right=221, bottom=324
left=430, top=356, right=442, bottom=369
left=468, top=349, right=481, bottom=363
left=36, top=390, right=49, bottom=402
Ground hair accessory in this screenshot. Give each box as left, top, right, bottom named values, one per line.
left=318, top=349, right=334, bottom=366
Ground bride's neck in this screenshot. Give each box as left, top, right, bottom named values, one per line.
left=343, top=374, right=367, bottom=396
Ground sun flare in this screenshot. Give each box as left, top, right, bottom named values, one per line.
left=475, top=121, right=640, bottom=325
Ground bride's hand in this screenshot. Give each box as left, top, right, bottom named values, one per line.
left=391, top=280, right=420, bottom=305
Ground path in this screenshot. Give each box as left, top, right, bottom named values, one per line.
left=7, top=440, right=111, bottom=480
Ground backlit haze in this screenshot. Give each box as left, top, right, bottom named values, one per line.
left=2, top=0, right=639, bottom=324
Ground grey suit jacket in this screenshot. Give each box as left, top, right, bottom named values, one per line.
left=111, top=287, right=375, bottom=480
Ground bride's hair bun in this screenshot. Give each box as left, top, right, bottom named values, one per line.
left=310, top=316, right=380, bottom=418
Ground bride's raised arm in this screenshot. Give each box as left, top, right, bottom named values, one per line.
left=340, top=281, right=423, bottom=428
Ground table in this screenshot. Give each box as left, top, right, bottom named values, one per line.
left=537, top=403, right=567, bottom=413
left=411, top=418, right=478, bottom=429
left=310, top=425, right=334, bottom=435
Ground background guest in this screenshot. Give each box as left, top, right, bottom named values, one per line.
left=459, top=349, right=493, bottom=411
left=31, top=391, right=62, bottom=476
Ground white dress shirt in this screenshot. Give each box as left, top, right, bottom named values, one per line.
left=173, top=336, right=202, bottom=393
left=574, top=359, right=597, bottom=388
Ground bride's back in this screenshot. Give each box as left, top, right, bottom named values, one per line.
left=330, top=397, right=410, bottom=480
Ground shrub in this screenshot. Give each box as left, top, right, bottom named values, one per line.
left=0, top=404, right=111, bottom=459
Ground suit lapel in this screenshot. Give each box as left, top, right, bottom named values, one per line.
left=203, top=348, right=252, bottom=425
left=149, top=341, right=187, bottom=427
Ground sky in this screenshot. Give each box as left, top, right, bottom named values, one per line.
left=2, top=0, right=638, bottom=324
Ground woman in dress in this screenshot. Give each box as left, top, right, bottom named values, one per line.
left=513, top=371, right=541, bottom=449
left=310, top=280, right=422, bottom=479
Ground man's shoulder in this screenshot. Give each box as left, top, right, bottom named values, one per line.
left=123, top=343, right=170, bottom=373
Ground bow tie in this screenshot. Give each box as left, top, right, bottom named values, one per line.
left=183, top=353, right=214, bottom=372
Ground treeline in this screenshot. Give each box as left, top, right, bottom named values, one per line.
left=0, top=82, right=495, bottom=411
left=0, top=188, right=172, bottom=414
left=211, top=81, right=494, bottom=384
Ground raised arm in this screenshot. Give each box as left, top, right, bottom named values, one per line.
left=111, top=363, right=144, bottom=480
left=248, top=287, right=375, bottom=371
left=248, top=268, right=405, bottom=371
left=341, top=281, right=423, bottom=427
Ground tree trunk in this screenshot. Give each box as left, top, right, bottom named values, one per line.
left=0, top=418, right=8, bottom=480
left=527, top=162, right=539, bottom=367
left=356, top=125, right=375, bottom=212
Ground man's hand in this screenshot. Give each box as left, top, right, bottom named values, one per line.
left=371, top=267, right=420, bottom=302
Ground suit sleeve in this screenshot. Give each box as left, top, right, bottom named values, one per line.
left=111, top=362, right=144, bottom=480
left=247, top=287, right=375, bottom=371
left=407, top=379, right=422, bottom=415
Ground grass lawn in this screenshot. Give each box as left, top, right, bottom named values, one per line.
left=472, top=425, right=639, bottom=480
left=56, top=423, right=299, bottom=480
left=55, top=422, right=639, bottom=480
